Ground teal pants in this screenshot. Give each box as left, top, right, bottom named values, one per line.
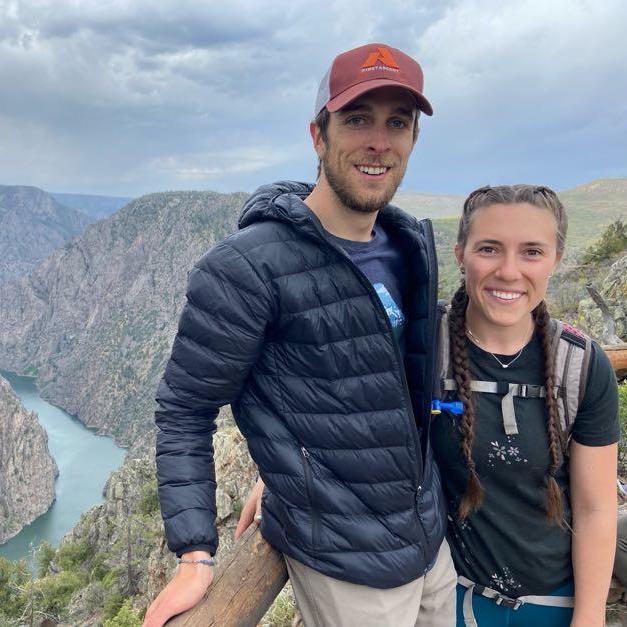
left=455, top=581, right=574, bottom=626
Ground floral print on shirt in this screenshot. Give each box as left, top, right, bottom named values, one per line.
left=487, top=436, right=528, bottom=468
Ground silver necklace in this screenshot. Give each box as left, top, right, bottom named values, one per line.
left=465, top=327, right=527, bottom=369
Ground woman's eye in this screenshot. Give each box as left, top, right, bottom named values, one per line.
left=478, top=246, right=496, bottom=254
left=525, top=249, right=543, bottom=257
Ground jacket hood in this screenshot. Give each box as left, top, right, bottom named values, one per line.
left=239, top=180, right=422, bottom=236
left=239, top=181, right=315, bottom=229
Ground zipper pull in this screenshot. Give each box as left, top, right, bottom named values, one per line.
left=301, top=447, right=310, bottom=459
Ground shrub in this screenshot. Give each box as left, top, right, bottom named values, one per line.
left=57, top=540, right=93, bottom=571
left=103, top=592, right=125, bottom=620
left=104, top=598, right=143, bottom=627
left=91, top=552, right=112, bottom=582
left=582, top=220, right=627, bottom=264
left=0, top=558, right=29, bottom=620
left=36, top=541, right=57, bottom=578
left=36, top=571, right=84, bottom=619
left=138, top=481, right=160, bottom=516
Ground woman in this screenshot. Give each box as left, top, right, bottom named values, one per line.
left=430, top=185, right=619, bottom=626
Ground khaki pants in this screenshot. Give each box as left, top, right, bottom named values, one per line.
left=285, top=539, right=457, bottom=627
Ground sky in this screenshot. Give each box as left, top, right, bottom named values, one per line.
left=1, top=0, right=626, bottom=198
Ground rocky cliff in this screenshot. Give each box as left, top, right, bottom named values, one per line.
left=26, top=421, right=258, bottom=624
left=578, top=254, right=627, bottom=343
left=0, top=185, right=93, bottom=283
left=0, top=191, right=244, bottom=452
left=0, top=375, right=58, bottom=544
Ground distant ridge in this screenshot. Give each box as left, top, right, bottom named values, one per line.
left=51, top=192, right=133, bottom=219
left=393, top=190, right=464, bottom=219
left=0, top=185, right=93, bottom=283
left=557, top=178, right=627, bottom=252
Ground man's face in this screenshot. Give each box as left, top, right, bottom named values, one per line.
left=313, top=86, right=418, bottom=213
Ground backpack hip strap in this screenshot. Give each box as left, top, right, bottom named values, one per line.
left=458, top=576, right=574, bottom=625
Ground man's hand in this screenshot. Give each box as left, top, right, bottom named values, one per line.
left=234, top=477, right=265, bottom=540
left=143, top=551, right=214, bottom=627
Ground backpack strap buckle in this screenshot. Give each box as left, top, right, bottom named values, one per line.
left=494, top=595, right=523, bottom=610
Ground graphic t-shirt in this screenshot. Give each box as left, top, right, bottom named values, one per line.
left=430, top=335, right=619, bottom=597
left=325, top=223, right=407, bottom=350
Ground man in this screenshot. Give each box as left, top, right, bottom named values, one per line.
left=145, top=43, right=456, bottom=627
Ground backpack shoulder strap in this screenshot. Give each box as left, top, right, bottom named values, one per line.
left=435, top=300, right=452, bottom=398
left=550, top=319, right=592, bottom=454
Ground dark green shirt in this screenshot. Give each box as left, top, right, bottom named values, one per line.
left=431, top=335, right=619, bottom=597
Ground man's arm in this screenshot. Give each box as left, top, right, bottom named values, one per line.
left=146, top=240, right=274, bottom=626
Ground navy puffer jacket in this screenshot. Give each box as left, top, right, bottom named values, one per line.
left=155, top=181, right=446, bottom=588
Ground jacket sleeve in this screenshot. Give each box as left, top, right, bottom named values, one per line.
left=155, top=239, right=274, bottom=557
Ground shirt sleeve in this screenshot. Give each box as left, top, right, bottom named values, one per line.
left=571, top=340, right=620, bottom=447
left=154, top=239, right=275, bottom=557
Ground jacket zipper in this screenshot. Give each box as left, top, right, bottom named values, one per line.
left=307, top=217, right=437, bottom=490
left=421, top=219, right=439, bottom=445
left=300, top=447, right=321, bottom=548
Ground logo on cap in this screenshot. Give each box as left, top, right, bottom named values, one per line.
left=361, top=47, right=400, bottom=70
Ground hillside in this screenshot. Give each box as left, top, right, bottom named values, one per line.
left=0, top=191, right=244, bottom=451
left=393, top=190, right=464, bottom=220
left=558, top=178, right=627, bottom=254
left=0, top=185, right=93, bottom=283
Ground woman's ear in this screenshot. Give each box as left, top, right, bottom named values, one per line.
left=454, top=244, right=464, bottom=272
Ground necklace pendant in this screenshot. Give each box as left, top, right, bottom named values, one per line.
left=502, top=364, right=508, bottom=368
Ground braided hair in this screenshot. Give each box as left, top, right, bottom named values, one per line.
left=452, top=184, right=567, bottom=525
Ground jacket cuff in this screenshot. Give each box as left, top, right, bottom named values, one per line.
left=176, top=544, right=216, bottom=558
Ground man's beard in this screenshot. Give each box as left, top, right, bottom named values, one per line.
left=322, top=153, right=404, bottom=214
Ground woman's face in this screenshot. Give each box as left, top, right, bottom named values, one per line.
left=455, top=202, right=562, bottom=332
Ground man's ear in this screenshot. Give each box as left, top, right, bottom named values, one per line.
left=310, top=121, right=326, bottom=159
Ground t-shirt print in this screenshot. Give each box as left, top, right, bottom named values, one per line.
left=373, top=282, right=406, bottom=344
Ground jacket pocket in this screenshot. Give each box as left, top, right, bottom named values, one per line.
left=300, top=447, right=321, bottom=550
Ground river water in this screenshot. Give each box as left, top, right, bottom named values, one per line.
left=0, top=370, right=126, bottom=562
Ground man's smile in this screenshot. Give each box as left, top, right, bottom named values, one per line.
left=356, top=165, right=389, bottom=176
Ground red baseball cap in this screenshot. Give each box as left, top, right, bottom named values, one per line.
left=314, top=43, right=433, bottom=118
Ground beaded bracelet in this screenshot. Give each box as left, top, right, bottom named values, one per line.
left=178, top=558, right=215, bottom=567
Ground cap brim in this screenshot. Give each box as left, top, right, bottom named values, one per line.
left=326, top=78, right=433, bottom=116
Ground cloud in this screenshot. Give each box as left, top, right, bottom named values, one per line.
left=0, top=0, right=625, bottom=195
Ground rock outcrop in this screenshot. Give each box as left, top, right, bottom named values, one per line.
left=0, top=375, right=58, bottom=544
left=578, top=254, right=627, bottom=343
left=0, top=185, right=93, bottom=283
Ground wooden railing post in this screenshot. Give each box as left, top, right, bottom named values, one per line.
left=167, top=525, right=288, bottom=627
left=603, top=343, right=627, bottom=379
